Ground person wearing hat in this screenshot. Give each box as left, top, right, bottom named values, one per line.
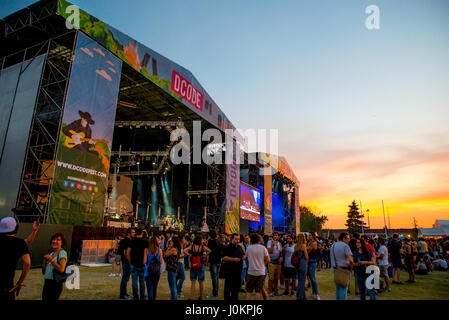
left=62, top=110, right=95, bottom=153
left=0, top=217, right=31, bottom=301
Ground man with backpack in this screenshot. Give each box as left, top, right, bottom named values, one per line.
left=222, top=233, right=245, bottom=301
left=207, top=230, right=222, bottom=298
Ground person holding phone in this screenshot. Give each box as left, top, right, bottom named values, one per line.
left=42, top=233, right=67, bottom=301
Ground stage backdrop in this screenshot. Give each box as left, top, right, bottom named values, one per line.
left=225, top=140, right=240, bottom=234
left=47, top=32, right=122, bottom=226
left=263, top=173, right=273, bottom=235
left=58, top=0, right=240, bottom=139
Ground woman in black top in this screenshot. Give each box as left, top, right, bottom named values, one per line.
left=306, top=233, right=320, bottom=300
left=353, top=239, right=376, bottom=300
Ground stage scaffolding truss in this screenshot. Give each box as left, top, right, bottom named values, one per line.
left=10, top=31, right=76, bottom=222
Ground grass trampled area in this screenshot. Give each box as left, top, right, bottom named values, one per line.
left=16, top=266, right=449, bottom=300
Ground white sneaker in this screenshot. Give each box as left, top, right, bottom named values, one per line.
left=108, top=273, right=115, bottom=277
left=315, top=295, right=321, bottom=300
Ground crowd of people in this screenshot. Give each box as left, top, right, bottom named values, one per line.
left=112, top=228, right=449, bottom=301
left=2, top=215, right=449, bottom=302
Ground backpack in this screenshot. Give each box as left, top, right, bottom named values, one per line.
left=191, top=245, right=203, bottom=270
left=291, top=251, right=300, bottom=268
left=147, top=251, right=161, bottom=275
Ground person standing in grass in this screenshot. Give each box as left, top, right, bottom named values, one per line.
left=244, top=233, right=269, bottom=300
left=388, top=234, right=404, bottom=284
left=330, top=232, right=354, bottom=300
left=127, top=228, right=149, bottom=300
left=184, top=234, right=211, bottom=300
left=118, top=228, right=135, bottom=300
left=353, top=238, right=377, bottom=300
left=282, top=234, right=297, bottom=296
left=267, top=231, right=283, bottom=297
left=176, top=234, right=186, bottom=298
left=294, top=233, right=309, bottom=300
left=404, top=238, right=416, bottom=284
left=165, top=236, right=181, bottom=300
left=376, top=237, right=391, bottom=292
left=144, top=235, right=163, bottom=300
left=307, top=233, right=320, bottom=300
left=207, top=230, right=222, bottom=298
left=42, top=233, right=68, bottom=301
left=0, top=217, right=31, bottom=301
left=221, top=233, right=244, bottom=301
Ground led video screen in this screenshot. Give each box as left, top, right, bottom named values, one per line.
left=240, top=183, right=261, bottom=222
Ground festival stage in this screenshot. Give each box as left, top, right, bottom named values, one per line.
left=0, top=0, right=301, bottom=240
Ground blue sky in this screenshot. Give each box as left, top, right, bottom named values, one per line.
left=2, top=0, right=449, bottom=227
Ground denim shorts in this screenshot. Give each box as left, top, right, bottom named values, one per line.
left=190, top=266, right=205, bottom=282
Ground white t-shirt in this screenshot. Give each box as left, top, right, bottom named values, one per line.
left=378, top=245, right=389, bottom=266
left=267, top=240, right=282, bottom=263
left=246, top=244, right=269, bottom=276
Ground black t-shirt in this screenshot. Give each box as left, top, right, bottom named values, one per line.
left=118, top=237, right=132, bottom=265
left=222, top=243, right=244, bottom=274
left=130, top=238, right=149, bottom=268
left=0, top=235, right=30, bottom=290
left=207, top=238, right=222, bottom=265
left=388, top=240, right=402, bottom=258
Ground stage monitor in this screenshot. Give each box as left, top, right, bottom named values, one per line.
left=240, top=183, right=261, bottom=222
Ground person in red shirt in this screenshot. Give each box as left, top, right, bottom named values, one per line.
left=362, top=235, right=375, bottom=256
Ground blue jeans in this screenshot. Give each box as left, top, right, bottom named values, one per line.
left=131, top=265, right=146, bottom=300
left=307, top=260, right=318, bottom=295
left=120, top=263, right=131, bottom=298
left=334, top=268, right=351, bottom=300
left=167, top=270, right=178, bottom=300
left=354, top=273, right=376, bottom=300
left=323, top=255, right=330, bottom=269
left=210, top=263, right=221, bottom=296
left=240, top=261, right=247, bottom=289
left=145, top=271, right=160, bottom=300
left=176, top=262, right=185, bottom=296
left=296, top=261, right=308, bottom=300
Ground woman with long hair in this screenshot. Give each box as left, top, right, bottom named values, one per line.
left=353, top=238, right=377, bottom=300
left=41, top=233, right=67, bottom=301
left=307, top=233, right=320, bottom=300
left=295, top=233, right=309, bottom=300
left=184, top=234, right=211, bottom=300
left=176, top=233, right=186, bottom=298
left=164, top=236, right=181, bottom=300
left=144, top=235, right=163, bottom=300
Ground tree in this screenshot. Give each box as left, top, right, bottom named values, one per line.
left=300, top=205, right=328, bottom=233
left=345, top=200, right=365, bottom=236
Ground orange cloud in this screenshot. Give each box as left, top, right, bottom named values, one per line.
left=93, top=47, right=105, bottom=57
left=80, top=47, right=93, bottom=57
left=95, top=69, right=112, bottom=81
left=297, top=145, right=449, bottom=229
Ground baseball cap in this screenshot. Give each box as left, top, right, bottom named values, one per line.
left=0, top=217, right=17, bottom=233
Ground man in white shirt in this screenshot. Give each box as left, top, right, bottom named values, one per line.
left=377, top=237, right=391, bottom=292
left=245, top=234, right=269, bottom=300
left=267, top=231, right=283, bottom=296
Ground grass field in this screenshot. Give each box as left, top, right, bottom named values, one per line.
left=16, top=266, right=449, bottom=300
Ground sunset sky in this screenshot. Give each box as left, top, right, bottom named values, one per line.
left=2, top=0, right=448, bottom=228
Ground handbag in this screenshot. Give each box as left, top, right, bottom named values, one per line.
left=53, top=251, right=73, bottom=284
left=332, top=244, right=350, bottom=287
